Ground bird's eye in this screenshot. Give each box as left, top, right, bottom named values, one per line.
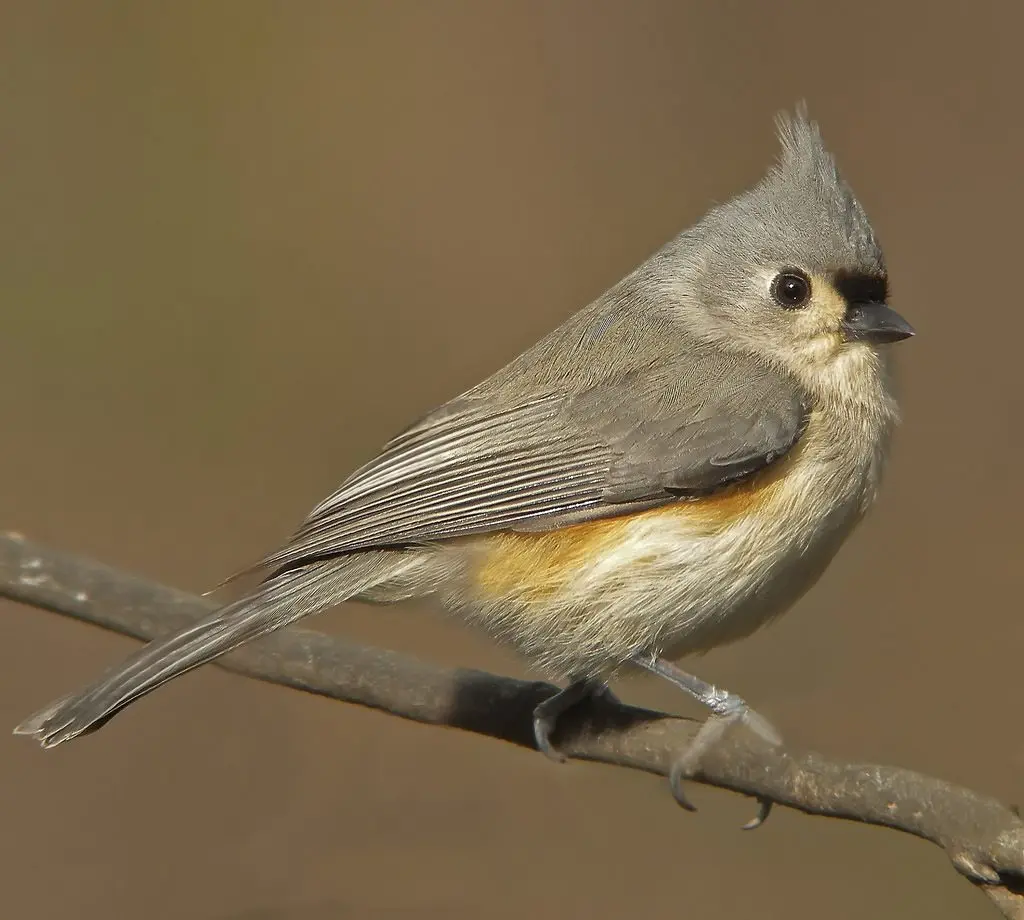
left=770, top=270, right=812, bottom=309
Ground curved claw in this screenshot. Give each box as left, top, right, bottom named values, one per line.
left=668, top=760, right=699, bottom=812
left=741, top=797, right=774, bottom=830
left=532, top=679, right=605, bottom=762
left=533, top=714, right=567, bottom=763
left=666, top=708, right=782, bottom=824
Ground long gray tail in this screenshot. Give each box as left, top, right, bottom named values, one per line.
left=15, top=562, right=364, bottom=749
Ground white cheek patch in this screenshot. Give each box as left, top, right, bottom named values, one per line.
left=799, top=334, right=843, bottom=367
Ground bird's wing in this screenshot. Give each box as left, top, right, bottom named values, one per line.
left=250, top=347, right=808, bottom=576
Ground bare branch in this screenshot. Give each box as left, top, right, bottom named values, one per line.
left=3, top=531, right=1022, bottom=917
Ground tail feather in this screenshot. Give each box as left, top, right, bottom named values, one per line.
left=15, top=562, right=361, bottom=748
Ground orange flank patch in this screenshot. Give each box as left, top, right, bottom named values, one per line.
left=471, top=457, right=793, bottom=602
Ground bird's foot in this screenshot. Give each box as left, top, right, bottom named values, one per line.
left=532, top=680, right=614, bottom=762
left=669, top=697, right=781, bottom=829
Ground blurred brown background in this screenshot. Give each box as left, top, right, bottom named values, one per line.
left=2, top=2, right=1022, bottom=918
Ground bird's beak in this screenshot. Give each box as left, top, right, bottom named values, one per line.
left=842, top=302, right=915, bottom=345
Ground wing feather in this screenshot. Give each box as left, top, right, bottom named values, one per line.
left=249, top=338, right=809, bottom=577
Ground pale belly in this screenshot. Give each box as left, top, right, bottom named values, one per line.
left=446, top=447, right=875, bottom=680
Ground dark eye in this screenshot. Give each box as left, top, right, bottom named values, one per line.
left=770, top=270, right=812, bottom=309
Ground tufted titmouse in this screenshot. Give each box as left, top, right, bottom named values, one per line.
left=16, top=109, right=913, bottom=812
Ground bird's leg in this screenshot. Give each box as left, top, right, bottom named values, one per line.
left=532, top=678, right=612, bottom=762
left=632, top=654, right=781, bottom=829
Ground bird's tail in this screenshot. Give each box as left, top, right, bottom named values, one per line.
left=15, top=561, right=362, bottom=749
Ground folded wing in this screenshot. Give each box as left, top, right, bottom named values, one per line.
left=252, top=345, right=809, bottom=576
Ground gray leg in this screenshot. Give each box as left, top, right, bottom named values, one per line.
left=633, top=654, right=780, bottom=829
left=533, top=679, right=608, bottom=762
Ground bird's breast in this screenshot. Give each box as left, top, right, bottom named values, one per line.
left=446, top=407, right=889, bottom=677
left=463, top=405, right=885, bottom=610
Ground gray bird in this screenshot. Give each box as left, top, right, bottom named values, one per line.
left=16, top=108, right=914, bottom=818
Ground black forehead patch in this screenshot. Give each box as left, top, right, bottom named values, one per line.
left=832, top=270, right=888, bottom=305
